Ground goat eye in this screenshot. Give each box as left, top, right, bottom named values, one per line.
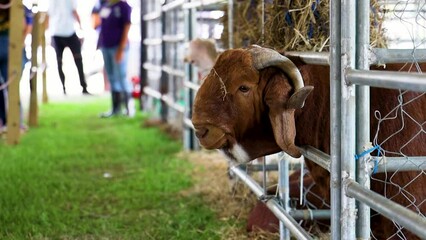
left=239, top=85, right=250, bottom=93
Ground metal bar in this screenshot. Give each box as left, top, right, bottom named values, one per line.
left=284, top=52, right=330, bottom=66
left=140, top=0, right=148, bottom=111
left=143, top=62, right=162, bottom=72
left=162, top=34, right=186, bottom=42
left=347, top=69, right=426, bottom=93
left=329, top=0, right=342, bottom=238
left=374, top=157, right=426, bottom=172
left=143, top=86, right=162, bottom=99
left=345, top=179, right=426, bottom=239
left=230, top=166, right=313, bottom=240
left=355, top=0, right=371, bottom=238
left=161, top=95, right=185, bottom=113
left=162, top=65, right=185, bottom=78
left=239, top=164, right=279, bottom=172
left=143, top=38, right=163, bottom=45
left=341, top=0, right=357, bottom=238
left=162, top=0, right=185, bottom=12
left=298, top=146, right=331, bottom=172
left=143, top=11, right=162, bottom=21
left=228, top=0, right=233, bottom=48
left=182, top=0, right=226, bottom=9
left=143, top=87, right=185, bottom=113
left=370, top=48, right=426, bottom=65
left=279, top=154, right=290, bottom=240
left=184, top=81, right=200, bottom=91
left=289, top=210, right=331, bottom=220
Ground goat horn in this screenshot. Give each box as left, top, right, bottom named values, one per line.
left=249, top=46, right=304, bottom=92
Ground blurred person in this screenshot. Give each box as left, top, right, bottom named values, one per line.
left=91, top=0, right=110, bottom=91
left=47, top=0, right=89, bottom=95
left=0, top=1, right=33, bottom=133
left=98, top=0, right=133, bottom=118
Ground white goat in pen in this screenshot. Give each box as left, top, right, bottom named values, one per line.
left=184, top=38, right=219, bottom=82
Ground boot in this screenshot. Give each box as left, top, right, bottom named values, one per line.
left=122, top=91, right=135, bottom=117
left=100, top=91, right=121, bottom=118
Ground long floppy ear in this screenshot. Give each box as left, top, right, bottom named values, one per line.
left=264, top=72, right=313, bottom=158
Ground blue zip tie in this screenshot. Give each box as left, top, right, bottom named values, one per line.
left=372, top=158, right=379, bottom=174
left=355, top=145, right=381, bottom=160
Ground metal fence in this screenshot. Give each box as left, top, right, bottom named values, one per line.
left=140, top=0, right=426, bottom=239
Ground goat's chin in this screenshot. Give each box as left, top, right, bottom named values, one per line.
left=219, top=143, right=250, bottom=164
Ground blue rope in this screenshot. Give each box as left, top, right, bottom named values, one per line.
left=372, top=158, right=379, bottom=174
left=355, top=145, right=381, bottom=160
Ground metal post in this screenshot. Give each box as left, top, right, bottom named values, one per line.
left=329, top=0, right=342, bottom=238
left=355, top=0, right=371, bottom=239
left=140, top=0, right=148, bottom=111
left=341, top=0, right=357, bottom=239
left=228, top=0, right=233, bottom=48
left=160, top=5, right=168, bottom=123
left=278, top=153, right=290, bottom=240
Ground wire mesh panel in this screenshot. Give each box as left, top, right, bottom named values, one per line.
left=141, top=0, right=163, bottom=117
left=347, top=1, right=426, bottom=239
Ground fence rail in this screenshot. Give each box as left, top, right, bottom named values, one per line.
left=140, top=1, right=426, bottom=239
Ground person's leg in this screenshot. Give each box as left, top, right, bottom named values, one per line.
left=117, top=47, right=134, bottom=117
left=52, top=36, right=66, bottom=94
left=68, top=33, right=88, bottom=93
left=100, top=47, right=121, bottom=117
left=0, top=35, right=9, bottom=127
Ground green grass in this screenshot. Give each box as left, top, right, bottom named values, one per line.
left=0, top=98, right=228, bottom=240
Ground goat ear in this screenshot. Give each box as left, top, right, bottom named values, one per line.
left=264, top=73, right=302, bottom=158
left=269, top=109, right=302, bottom=158
left=286, top=86, right=314, bottom=109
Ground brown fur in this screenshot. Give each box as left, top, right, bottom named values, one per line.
left=192, top=47, right=426, bottom=239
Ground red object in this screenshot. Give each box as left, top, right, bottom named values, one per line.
left=131, top=76, right=141, bottom=98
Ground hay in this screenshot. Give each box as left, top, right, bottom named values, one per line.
left=221, top=0, right=387, bottom=51
left=178, top=150, right=281, bottom=239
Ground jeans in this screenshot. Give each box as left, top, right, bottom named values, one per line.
left=101, top=46, right=131, bottom=93
left=0, top=34, right=8, bottom=126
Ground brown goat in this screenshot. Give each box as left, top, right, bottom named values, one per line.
left=191, top=46, right=426, bottom=239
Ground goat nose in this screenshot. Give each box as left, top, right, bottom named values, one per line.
left=195, top=127, right=208, bottom=139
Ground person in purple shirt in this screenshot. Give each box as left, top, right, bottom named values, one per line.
left=98, top=0, right=133, bottom=118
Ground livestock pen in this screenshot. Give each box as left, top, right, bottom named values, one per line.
left=140, top=0, right=426, bottom=239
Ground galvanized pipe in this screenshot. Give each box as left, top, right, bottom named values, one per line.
left=345, top=179, right=426, bottom=239
left=239, top=164, right=279, bottom=172
left=230, top=166, right=313, bottom=240
left=162, top=34, right=186, bottom=42
left=162, top=65, right=185, bottom=78
left=373, top=157, right=426, bottom=172
left=183, top=81, right=200, bottom=91
left=284, top=52, right=330, bottom=66
left=299, top=146, right=330, bottom=172
left=143, top=11, right=162, bottom=21
left=289, top=210, right=331, bottom=220
left=228, top=0, right=233, bottom=48
left=340, top=0, right=357, bottom=238
left=346, top=69, right=426, bottom=92
left=329, top=0, right=342, bottom=238
left=370, top=48, right=426, bottom=65
left=279, top=154, right=290, bottom=240
left=182, top=0, right=226, bottom=9
left=355, top=0, right=371, bottom=238
left=162, top=0, right=185, bottom=12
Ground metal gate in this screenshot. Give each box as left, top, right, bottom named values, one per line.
left=140, top=0, right=426, bottom=239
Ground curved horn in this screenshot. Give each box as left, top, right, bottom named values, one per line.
left=249, top=46, right=304, bottom=91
